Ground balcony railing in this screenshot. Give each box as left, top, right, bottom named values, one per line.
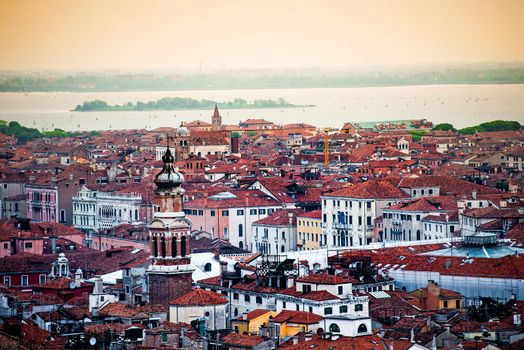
left=333, top=222, right=352, bottom=230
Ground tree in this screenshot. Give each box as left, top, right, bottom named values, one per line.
left=432, top=123, right=456, bottom=132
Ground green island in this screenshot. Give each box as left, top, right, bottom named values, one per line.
left=73, top=97, right=309, bottom=112
left=0, top=120, right=99, bottom=144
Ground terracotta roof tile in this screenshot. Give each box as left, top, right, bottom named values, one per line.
left=170, top=288, right=228, bottom=306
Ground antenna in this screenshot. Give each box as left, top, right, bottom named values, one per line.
left=166, top=132, right=170, bottom=149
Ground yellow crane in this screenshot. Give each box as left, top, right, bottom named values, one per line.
left=322, top=128, right=330, bottom=169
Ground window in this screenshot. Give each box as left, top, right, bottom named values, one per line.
left=244, top=295, right=251, bottom=302
left=282, top=301, right=287, bottom=308
left=302, top=284, right=312, bottom=293
left=210, top=210, right=216, bottom=217
left=355, top=304, right=363, bottom=312
left=21, top=275, right=28, bottom=286
left=443, top=300, right=448, bottom=308
left=324, top=307, right=333, bottom=315
left=250, top=209, right=257, bottom=215
left=358, top=324, right=368, bottom=333
left=256, top=296, right=262, bottom=304
left=198, top=210, right=204, bottom=216
left=39, top=274, right=46, bottom=284
left=161, top=333, right=168, bottom=344
left=222, top=210, right=229, bottom=216
left=204, top=263, right=212, bottom=272
left=456, top=300, right=460, bottom=309
left=3, top=276, right=10, bottom=286
left=239, top=224, right=243, bottom=237
left=3, top=243, right=8, bottom=249
left=233, top=293, right=239, bottom=300
left=329, top=323, right=340, bottom=333
left=338, top=286, right=343, bottom=295
left=237, top=209, right=244, bottom=216
left=24, top=242, right=33, bottom=249
left=259, top=209, right=266, bottom=215
left=366, top=202, right=371, bottom=209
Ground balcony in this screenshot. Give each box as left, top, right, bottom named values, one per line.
left=333, top=222, right=352, bottom=230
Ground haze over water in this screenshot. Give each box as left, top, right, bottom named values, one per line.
left=0, top=84, right=523, bottom=131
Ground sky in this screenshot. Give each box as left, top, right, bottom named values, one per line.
left=0, top=0, right=524, bottom=71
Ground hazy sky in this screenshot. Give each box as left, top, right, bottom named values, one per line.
left=1, top=0, right=523, bottom=71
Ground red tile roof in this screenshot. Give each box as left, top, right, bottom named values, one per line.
left=296, top=273, right=354, bottom=285
left=326, top=179, right=409, bottom=199
left=388, top=196, right=458, bottom=212
left=170, top=288, right=228, bottom=306
left=280, top=287, right=339, bottom=301
left=297, top=209, right=322, bottom=219
left=271, top=310, right=323, bottom=324
left=253, top=209, right=305, bottom=226
left=221, top=333, right=265, bottom=347
left=235, top=309, right=272, bottom=321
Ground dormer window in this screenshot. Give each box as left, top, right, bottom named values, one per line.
left=302, top=284, right=312, bottom=293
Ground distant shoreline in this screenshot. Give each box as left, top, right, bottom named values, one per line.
left=72, top=97, right=312, bottom=112
left=2, top=81, right=524, bottom=94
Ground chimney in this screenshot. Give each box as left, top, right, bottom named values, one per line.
left=304, top=333, right=312, bottom=342
left=243, top=312, right=248, bottom=321
left=288, top=212, right=294, bottom=225
left=472, top=191, right=477, bottom=200
left=214, top=247, right=220, bottom=260
left=93, top=276, right=104, bottom=294
left=292, top=337, right=299, bottom=345
left=49, top=236, right=58, bottom=254
left=445, top=259, right=451, bottom=269
left=514, top=313, right=521, bottom=326
left=74, top=268, right=83, bottom=286
left=331, top=334, right=340, bottom=341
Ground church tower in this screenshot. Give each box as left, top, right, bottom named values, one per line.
left=211, top=104, right=222, bottom=131
left=146, top=145, right=194, bottom=305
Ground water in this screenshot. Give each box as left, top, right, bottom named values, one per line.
left=0, top=84, right=523, bottom=131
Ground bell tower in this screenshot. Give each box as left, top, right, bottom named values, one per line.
left=147, top=144, right=194, bottom=305
left=212, top=104, right=222, bottom=131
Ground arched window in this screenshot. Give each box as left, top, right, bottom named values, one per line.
left=171, top=238, right=177, bottom=257
left=160, top=237, right=166, bottom=258
left=239, top=241, right=244, bottom=249
left=204, top=263, right=212, bottom=272
left=181, top=236, right=187, bottom=257
left=416, top=230, right=421, bottom=240
left=281, top=231, right=285, bottom=239
left=224, top=227, right=228, bottom=239
left=152, top=237, right=158, bottom=257
left=358, top=323, right=368, bottom=334
left=60, top=209, right=66, bottom=223
left=329, top=323, right=340, bottom=333
left=135, top=209, right=138, bottom=221
left=281, top=245, right=285, bottom=253
left=234, top=308, right=238, bottom=317
left=256, top=296, right=262, bottom=304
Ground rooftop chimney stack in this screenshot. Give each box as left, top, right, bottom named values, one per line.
left=93, top=276, right=104, bottom=294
